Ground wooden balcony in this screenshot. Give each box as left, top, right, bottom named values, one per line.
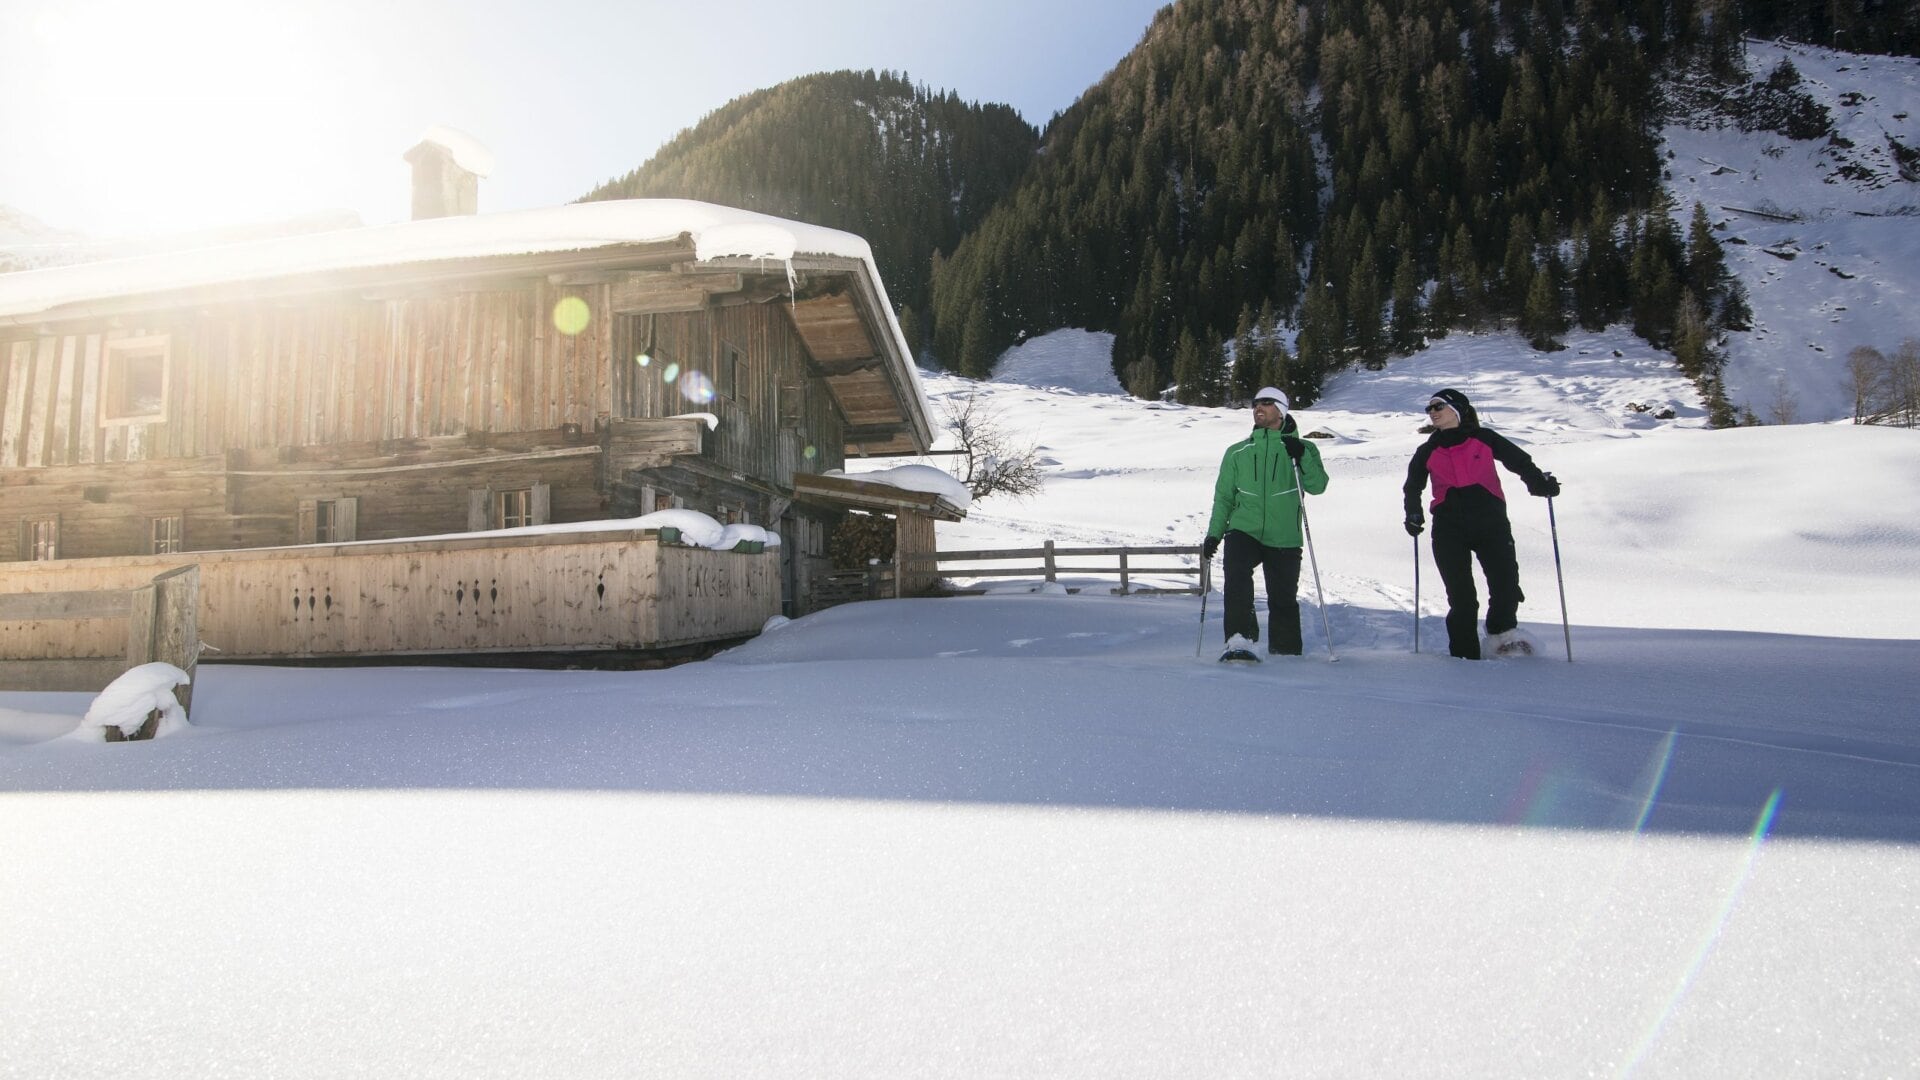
left=0, top=528, right=777, bottom=674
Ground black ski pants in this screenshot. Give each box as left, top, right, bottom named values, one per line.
left=1222, top=530, right=1304, bottom=654
left=1431, top=510, right=1524, bottom=660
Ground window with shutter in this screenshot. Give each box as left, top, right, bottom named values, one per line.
left=23, top=518, right=59, bottom=560
left=150, top=515, right=184, bottom=554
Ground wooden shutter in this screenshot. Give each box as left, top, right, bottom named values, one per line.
left=468, top=489, right=490, bottom=531
left=297, top=499, right=317, bottom=544
left=531, top=482, right=551, bottom=526
left=335, top=498, right=358, bottom=542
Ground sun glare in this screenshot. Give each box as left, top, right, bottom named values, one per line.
left=24, top=0, right=371, bottom=236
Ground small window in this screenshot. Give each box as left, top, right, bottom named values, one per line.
left=101, top=335, right=171, bottom=424
left=150, top=516, right=184, bottom=554
left=298, top=497, right=358, bottom=544
left=315, top=501, right=343, bottom=543
left=497, top=489, right=533, bottom=530
left=654, top=491, right=677, bottom=513
left=25, top=519, right=59, bottom=561
left=721, top=342, right=747, bottom=408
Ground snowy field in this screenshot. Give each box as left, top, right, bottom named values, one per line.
left=5, top=327, right=1918, bottom=1079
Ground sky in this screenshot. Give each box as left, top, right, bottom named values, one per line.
left=4, top=327, right=1917, bottom=1076
left=0, top=0, right=1169, bottom=237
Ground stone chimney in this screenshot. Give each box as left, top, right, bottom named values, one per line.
left=403, top=126, right=493, bottom=220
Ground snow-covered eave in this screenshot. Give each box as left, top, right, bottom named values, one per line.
left=792, top=471, right=968, bottom=521
left=704, top=252, right=935, bottom=454
left=0, top=199, right=881, bottom=327
left=0, top=238, right=696, bottom=329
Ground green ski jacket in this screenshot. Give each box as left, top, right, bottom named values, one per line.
left=1205, top=418, right=1329, bottom=549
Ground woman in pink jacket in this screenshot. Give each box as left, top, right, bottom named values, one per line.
left=1402, top=388, right=1560, bottom=659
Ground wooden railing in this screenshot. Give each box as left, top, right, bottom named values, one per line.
left=0, top=531, right=776, bottom=664
left=0, top=564, right=200, bottom=732
left=903, top=541, right=1204, bottom=595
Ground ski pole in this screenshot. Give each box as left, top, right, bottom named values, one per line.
left=1412, top=535, right=1424, bottom=653
left=1548, top=496, right=1572, bottom=663
left=1293, top=461, right=1336, bottom=662
left=1194, top=548, right=1210, bottom=659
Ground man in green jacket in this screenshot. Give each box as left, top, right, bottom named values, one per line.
left=1202, top=387, right=1330, bottom=661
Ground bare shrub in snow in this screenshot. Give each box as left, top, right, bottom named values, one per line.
left=942, top=392, right=1043, bottom=501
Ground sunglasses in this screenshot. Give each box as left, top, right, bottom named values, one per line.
left=1254, top=398, right=1281, bottom=407
left=1425, top=403, right=1449, bottom=414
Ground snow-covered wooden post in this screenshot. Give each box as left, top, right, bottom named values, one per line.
left=118, top=564, right=199, bottom=738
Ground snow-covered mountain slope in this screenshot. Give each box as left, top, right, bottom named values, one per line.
left=1666, top=40, right=1920, bottom=421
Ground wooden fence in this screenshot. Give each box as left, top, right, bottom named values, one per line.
left=0, top=564, right=200, bottom=729
left=903, top=542, right=1204, bottom=595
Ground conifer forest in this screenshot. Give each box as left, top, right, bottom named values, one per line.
left=584, top=0, right=1920, bottom=423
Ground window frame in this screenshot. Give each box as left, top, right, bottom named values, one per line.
left=496, top=488, right=533, bottom=530
left=150, top=515, right=184, bottom=554
left=719, top=340, right=747, bottom=409
left=23, top=518, right=59, bottom=561
left=298, top=496, right=359, bottom=544
left=99, top=334, right=172, bottom=426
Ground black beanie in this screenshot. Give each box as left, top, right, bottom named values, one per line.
left=1427, top=387, right=1480, bottom=428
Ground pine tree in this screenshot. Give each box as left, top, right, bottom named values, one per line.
left=1390, top=248, right=1426, bottom=353
left=1172, top=329, right=1205, bottom=406
left=1671, top=289, right=1711, bottom=378
left=958, top=304, right=994, bottom=379
left=1685, top=201, right=1728, bottom=298
left=1231, top=305, right=1262, bottom=403
left=1295, top=278, right=1340, bottom=404
left=1522, top=266, right=1567, bottom=350
left=1349, top=245, right=1385, bottom=364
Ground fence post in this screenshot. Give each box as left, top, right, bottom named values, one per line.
left=1118, top=550, right=1131, bottom=595
left=1043, top=540, right=1057, bottom=583
left=151, top=564, right=200, bottom=719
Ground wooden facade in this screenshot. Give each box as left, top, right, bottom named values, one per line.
left=0, top=201, right=943, bottom=657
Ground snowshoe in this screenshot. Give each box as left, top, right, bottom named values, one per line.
left=1489, top=630, right=1536, bottom=657
left=1219, top=634, right=1261, bottom=663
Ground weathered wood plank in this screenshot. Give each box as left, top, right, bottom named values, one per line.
left=0, top=657, right=128, bottom=692
left=2, top=339, right=31, bottom=467
left=27, top=336, right=57, bottom=467
left=78, top=334, right=103, bottom=464
left=0, top=590, right=132, bottom=620
left=125, top=582, right=157, bottom=667
left=50, top=335, right=77, bottom=465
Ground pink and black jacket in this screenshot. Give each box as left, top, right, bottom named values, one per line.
left=1402, top=396, right=1554, bottom=525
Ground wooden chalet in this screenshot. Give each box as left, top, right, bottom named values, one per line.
left=0, top=176, right=956, bottom=674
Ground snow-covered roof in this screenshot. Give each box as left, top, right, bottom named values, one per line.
left=826, top=464, right=972, bottom=512
left=0, top=199, right=877, bottom=324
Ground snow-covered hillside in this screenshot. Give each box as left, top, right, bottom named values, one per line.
left=939, top=327, right=1918, bottom=638
left=1666, top=39, right=1920, bottom=420
left=4, top=328, right=1916, bottom=1078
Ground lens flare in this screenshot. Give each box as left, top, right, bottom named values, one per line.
left=635, top=352, right=652, bottom=368
left=803, top=445, right=817, bottom=460
left=1619, top=788, right=1785, bottom=1076
left=552, top=297, right=591, bottom=336
left=662, top=362, right=680, bottom=384
left=679, top=370, right=715, bottom=404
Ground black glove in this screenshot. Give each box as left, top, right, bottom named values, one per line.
left=1283, top=435, right=1307, bottom=462
left=1202, top=535, right=1220, bottom=561
left=1529, top=472, right=1561, bottom=498
left=1404, top=518, right=1424, bottom=537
